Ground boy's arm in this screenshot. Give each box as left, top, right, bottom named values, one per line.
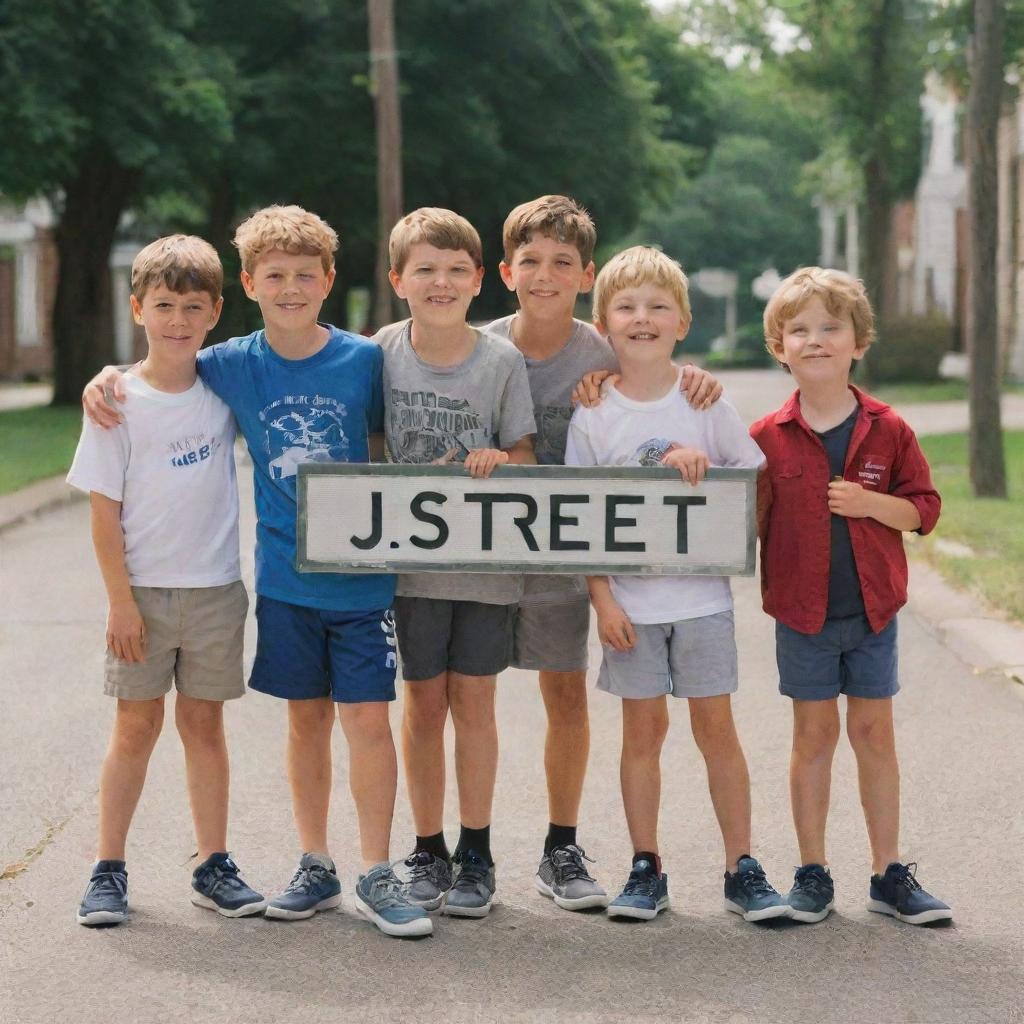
left=90, top=493, right=146, bottom=663
left=587, top=576, right=636, bottom=651
left=827, top=482, right=922, bottom=531
left=573, top=365, right=724, bottom=410
left=82, top=365, right=133, bottom=428
left=463, top=435, right=535, bottom=478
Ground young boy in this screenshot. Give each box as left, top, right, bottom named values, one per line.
left=81, top=208, right=431, bottom=938
left=374, top=208, right=536, bottom=917
left=751, top=267, right=952, bottom=925
left=486, top=195, right=722, bottom=911
left=69, top=235, right=265, bottom=925
left=565, top=246, right=787, bottom=923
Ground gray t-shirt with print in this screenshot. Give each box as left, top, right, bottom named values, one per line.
left=374, top=319, right=536, bottom=605
left=486, top=315, right=619, bottom=605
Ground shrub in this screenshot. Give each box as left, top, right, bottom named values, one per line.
left=694, top=321, right=774, bottom=369
left=866, top=314, right=953, bottom=383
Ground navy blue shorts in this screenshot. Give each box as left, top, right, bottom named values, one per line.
left=249, top=596, right=397, bottom=703
left=775, top=614, right=899, bottom=702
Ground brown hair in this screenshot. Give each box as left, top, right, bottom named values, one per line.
left=502, top=195, right=597, bottom=265
left=131, top=235, right=223, bottom=302
left=388, top=208, right=483, bottom=274
left=232, top=205, right=338, bottom=275
left=592, top=246, right=690, bottom=327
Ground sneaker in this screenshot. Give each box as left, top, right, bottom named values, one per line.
left=355, top=863, right=433, bottom=937
left=77, top=860, right=128, bottom=926
left=535, top=844, right=609, bottom=911
left=786, top=863, right=835, bottom=923
left=724, top=856, right=789, bottom=922
left=443, top=849, right=496, bottom=918
left=606, top=859, right=670, bottom=921
left=867, top=862, right=952, bottom=925
left=401, top=849, right=453, bottom=911
left=190, top=852, right=267, bottom=917
left=264, top=853, right=342, bottom=920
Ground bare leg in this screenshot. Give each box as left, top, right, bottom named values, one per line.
left=620, top=697, right=669, bottom=853
left=448, top=672, right=498, bottom=829
left=96, top=697, right=165, bottom=860
left=539, top=669, right=590, bottom=830
left=286, top=698, right=335, bottom=855
left=688, top=694, right=751, bottom=872
left=175, top=695, right=229, bottom=861
left=846, top=696, right=900, bottom=874
left=337, top=702, right=398, bottom=869
left=401, top=675, right=449, bottom=836
left=790, top=699, right=841, bottom=866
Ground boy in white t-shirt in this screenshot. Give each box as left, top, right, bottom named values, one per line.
left=67, top=235, right=264, bottom=926
left=565, top=246, right=787, bottom=923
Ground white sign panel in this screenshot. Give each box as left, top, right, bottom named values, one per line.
left=297, top=465, right=756, bottom=576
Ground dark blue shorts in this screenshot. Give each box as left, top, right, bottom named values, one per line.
left=249, top=596, right=397, bottom=703
left=775, top=614, right=899, bottom=702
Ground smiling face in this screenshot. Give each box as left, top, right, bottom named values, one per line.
left=240, top=250, right=335, bottom=334
left=499, top=233, right=594, bottom=321
left=389, top=243, right=484, bottom=328
left=130, top=285, right=222, bottom=366
left=771, top=295, right=867, bottom=385
left=597, top=283, right=690, bottom=368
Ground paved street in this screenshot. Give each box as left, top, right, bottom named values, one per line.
left=2, top=374, right=1023, bottom=1024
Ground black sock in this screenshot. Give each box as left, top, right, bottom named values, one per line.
left=544, top=823, right=578, bottom=854
left=414, top=832, right=450, bottom=863
left=633, top=850, right=662, bottom=876
left=455, top=824, right=492, bottom=864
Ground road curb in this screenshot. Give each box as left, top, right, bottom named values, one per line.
left=0, top=475, right=85, bottom=534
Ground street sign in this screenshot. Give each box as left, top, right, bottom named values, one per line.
left=297, top=464, right=756, bottom=576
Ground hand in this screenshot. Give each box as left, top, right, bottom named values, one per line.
left=827, top=479, right=874, bottom=518
left=464, top=448, right=510, bottom=478
left=662, top=445, right=710, bottom=486
left=107, top=599, right=146, bottom=663
left=571, top=370, right=619, bottom=409
left=595, top=601, right=636, bottom=652
left=83, top=366, right=129, bottom=428
left=679, top=364, right=722, bottom=410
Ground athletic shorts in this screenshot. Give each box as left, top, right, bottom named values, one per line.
left=104, top=581, right=248, bottom=701
left=249, top=596, right=397, bottom=704
left=597, top=610, right=738, bottom=700
left=511, top=596, right=590, bottom=673
left=775, top=614, right=899, bottom=701
left=393, top=596, right=515, bottom=681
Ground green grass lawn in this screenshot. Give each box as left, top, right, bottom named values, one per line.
left=870, top=380, right=1024, bottom=404
left=0, top=404, right=83, bottom=495
left=916, top=430, right=1024, bottom=621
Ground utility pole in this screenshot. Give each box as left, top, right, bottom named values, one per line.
left=368, top=0, right=403, bottom=330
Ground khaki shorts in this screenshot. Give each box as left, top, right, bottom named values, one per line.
left=511, top=596, right=590, bottom=672
left=104, top=581, right=248, bottom=701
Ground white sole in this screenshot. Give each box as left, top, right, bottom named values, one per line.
left=724, top=898, right=791, bottom=922
left=77, top=910, right=126, bottom=926
left=354, top=894, right=433, bottom=937
left=442, top=898, right=493, bottom=918
left=607, top=898, right=669, bottom=921
left=535, top=876, right=610, bottom=910
left=867, top=899, right=952, bottom=925
left=788, top=902, right=834, bottom=924
left=264, top=893, right=342, bottom=920
left=191, top=893, right=268, bottom=918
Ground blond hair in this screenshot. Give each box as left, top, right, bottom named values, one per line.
left=592, top=246, right=691, bottom=326
left=763, top=267, right=876, bottom=361
left=232, top=205, right=338, bottom=275
left=131, top=235, right=222, bottom=302
left=502, top=195, right=597, bottom=265
left=388, top=208, right=482, bottom=274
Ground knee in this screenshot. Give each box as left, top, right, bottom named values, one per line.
left=175, top=699, right=222, bottom=741
left=543, top=674, right=589, bottom=724
left=113, top=700, right=164, bottom=754
left=340, top=702, right=393, bottom=745
left=448, top=687, right=495, bottom=732
left=403, top=687, right=448, bottom=735
left=793, top=719, right=840, bottom=761
left=690, top=715, right=736, bottom=757
left=846, top=715, right=895, bottom=758
left=623, top=710, right=669, bottom=754
left=288, top=699, right=335, bottom=741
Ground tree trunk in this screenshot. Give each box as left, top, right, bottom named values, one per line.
left=51, top=146, right=139, bottom=405
left=967, top=0, right=1007, bottom=497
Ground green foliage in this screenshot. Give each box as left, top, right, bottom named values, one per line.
left=866, top=313, right=953, bottom=383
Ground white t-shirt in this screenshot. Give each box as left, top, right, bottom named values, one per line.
left=564, top=371, right=765, bottom=624
left=67, top=372, right=241, bottom=588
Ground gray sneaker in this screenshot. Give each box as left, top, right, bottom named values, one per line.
left=77, top=860, right=128, bottom=926
left=535, top=845, right=609, bottom=911
left=264, top=853, right=342, bottom=920
left=355, top=863, right=433, bottom=937
left=443, top=849, right=496, bottom=918
left=401, top=849, right=453, bottom=911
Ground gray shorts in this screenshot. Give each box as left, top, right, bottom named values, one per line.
left=512, top=596, right=590, bottom=672
left=104, top=581, right=248, bottom=701
left=597, top=610, right=738, bottom=700
left=393, top=596, right=515, bottom=681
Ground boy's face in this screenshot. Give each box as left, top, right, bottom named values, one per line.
left=499, top=233, right=594, bottom=320
left=389, top=243, right=484, bottom=329
left=596, top=284, right=689, bottom=367
left=771, top=296, right=866, bottom=383
left=241, top=250, right=335, bottom=334
left=130, top=286, right=223, bottom=364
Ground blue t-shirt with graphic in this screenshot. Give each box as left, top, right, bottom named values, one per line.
left=198, top=326, right=395, bottom=611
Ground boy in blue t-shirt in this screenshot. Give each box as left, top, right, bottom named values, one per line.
left=83, top=206, right=430, bottom=938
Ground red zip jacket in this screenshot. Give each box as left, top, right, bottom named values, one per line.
left=750, top=386, right=940, bottom=635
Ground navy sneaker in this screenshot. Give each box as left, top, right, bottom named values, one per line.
left=868, top=862, right=952, bottom=925
left=443, top=849, right=496, bottom=918
left=606, top=859, right=670, bottom=921
left=355, top=863, right=433, bottom=937
left=786, top=863, right=835, bottom=923
left=535, top=844, right=609, bottom=911
left=401, top=849, right=452, bottom=911
left=724, top=856, right=789, bottom=922
left=77, top=860, right=128, bottom=926
left=190, top=852, right=267, bottom=917
left=264, top=852, right=342, bottom=920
